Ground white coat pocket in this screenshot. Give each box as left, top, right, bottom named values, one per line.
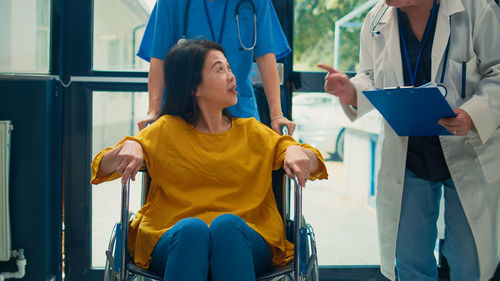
left=446, top=56, right=481, bottom=104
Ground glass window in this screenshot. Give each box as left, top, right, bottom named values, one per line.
left=0, top=0, right=51, bottom=73
left=293, top=0, right=381, bottom=262
left=292, top=0, right=381, bottom=266
left=91, top=91, right=148, bottom=268
left=294, top=0, right=371, bottom=72
left=93, top=0, right=155, bottom=71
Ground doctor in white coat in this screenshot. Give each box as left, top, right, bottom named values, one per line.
left=319, top=0, right=500, bottom=280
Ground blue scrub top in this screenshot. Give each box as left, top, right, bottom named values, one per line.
left=137, top=0, right=291, bottom=120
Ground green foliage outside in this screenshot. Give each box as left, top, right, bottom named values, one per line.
left=294, top=0, right=372, bottom=72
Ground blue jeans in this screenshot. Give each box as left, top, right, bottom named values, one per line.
left=150, top=214, right=272, bottom=281
left=395, top=169, right=479, bottom=281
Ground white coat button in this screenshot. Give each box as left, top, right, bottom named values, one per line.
left=396, top=179, right=402, bottom=185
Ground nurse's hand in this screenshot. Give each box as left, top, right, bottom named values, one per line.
left=116, top=140, right=144, bottom=184
left=138, top=112, right=159, bottom=131
left=271, top=116, right=296, bottom=135
left=317, top=64, right=357, bottom=107
left=438, top=108, right=473, bottom=136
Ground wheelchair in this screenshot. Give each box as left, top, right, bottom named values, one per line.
left=103, top=130, right=320, bottom=281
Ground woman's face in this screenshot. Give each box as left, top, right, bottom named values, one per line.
left=196, top=50, right=238, bottom=110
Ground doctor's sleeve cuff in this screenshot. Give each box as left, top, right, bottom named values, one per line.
left=342, top=75, right=375, bottom=121
left=460, top=95, right=497, bottom=144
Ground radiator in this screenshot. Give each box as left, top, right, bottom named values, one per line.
left=0, top=121, right=12, bottom=261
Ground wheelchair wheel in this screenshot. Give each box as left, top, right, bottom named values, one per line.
left=104, top=224, right=119, bottom=281
left=104, top=260, right=119, bottom=281
left=307, top=227, right=319, bottom=281
left=302, top=218, right=319, bottom=281
left=305, top=256, right=319, bottom=281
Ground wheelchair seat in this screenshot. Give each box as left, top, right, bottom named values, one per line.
left=127, top=262, right=162, bottom=280
left=104, top=168, right=318, bottom=281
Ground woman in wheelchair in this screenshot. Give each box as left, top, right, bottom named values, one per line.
left=91, top=40, right=327, bottom=281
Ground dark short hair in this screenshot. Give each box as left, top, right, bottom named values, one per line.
left=160, top=40, right=232, bottom=125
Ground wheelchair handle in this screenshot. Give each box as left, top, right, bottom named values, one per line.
left=280, top=125, right=289, bottom=136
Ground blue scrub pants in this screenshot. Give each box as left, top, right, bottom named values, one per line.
left=149, top=214, right=272, bottom=281
left=395, top=169, right=479, bottom=281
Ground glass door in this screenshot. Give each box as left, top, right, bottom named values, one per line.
left=292, top=0, right=386, bottom=279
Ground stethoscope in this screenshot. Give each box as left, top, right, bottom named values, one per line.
left=178, top=0, right=257, bottom=51
left=368, top=3, right=389, bottom=37
left=235, top=0, right=257, bottom=50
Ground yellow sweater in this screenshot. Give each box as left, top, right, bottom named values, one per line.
left=91, top=115, right=327, bottom=269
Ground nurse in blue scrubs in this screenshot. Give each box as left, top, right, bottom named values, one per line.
left=137, top=0, right=295, bottom=134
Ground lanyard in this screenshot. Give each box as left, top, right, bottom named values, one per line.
left=202, top=0, right=230, bottom=44
left=398, top=0, right=438, bottom=86
left=439, top=35, right=451, bottom=84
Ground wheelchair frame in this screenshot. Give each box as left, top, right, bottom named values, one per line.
left=104, top=129, right=319, bottom=281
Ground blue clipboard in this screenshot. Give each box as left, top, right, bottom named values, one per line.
left=362, top=86, right=456, bottom=136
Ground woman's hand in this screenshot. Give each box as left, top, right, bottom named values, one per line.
left=317, top=64, right=357, bottom=107
left=97, top=140, right=144, bottom=183
left=115, top=140, right=144, bottom=184
left=284, top=145, right=317, bottom=187
left=438, top=108, right=473, bottom=136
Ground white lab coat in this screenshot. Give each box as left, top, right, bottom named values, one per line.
left=343, top=0, right=500, bottom=280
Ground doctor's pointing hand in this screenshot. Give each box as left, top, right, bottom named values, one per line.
left=317, top=64, right=357, bottom=107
